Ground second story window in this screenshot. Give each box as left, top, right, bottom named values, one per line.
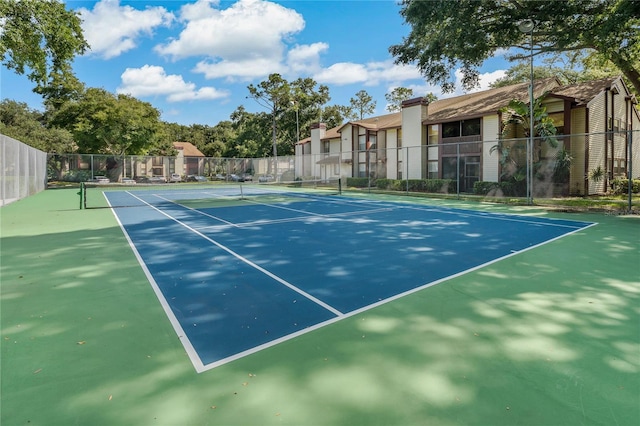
left=358, top=134, right=366, bottom=151
left=442, top=118, right=481, bottom=138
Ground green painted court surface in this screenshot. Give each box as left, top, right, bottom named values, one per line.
left=1, top=188, right=639, bottom=425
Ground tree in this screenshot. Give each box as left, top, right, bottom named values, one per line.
left=247, top=74, right=332, bottom=159
left=350, top=90, right=376, bottom=120
left=289, top=77, right=331, bottom=144
left=390, top=0, right=640, bottom=94
left=490, top=51, right=638, bottom=95
left=385, top=87, right=414, bottom=112
left=493, top=97, right=559, bottom=195
left=51, top=88, right=165, bottom=156
left=319, top=105, right=345, bottom=131
left=423, top=93, right=438, bottom=104
left=229, top=106, right=269, bottom=158
left=0, top=99, right=75, bottom=153
left=0, top=0, right=89, bottom=103
left=247, top=74, right=291, bottom=163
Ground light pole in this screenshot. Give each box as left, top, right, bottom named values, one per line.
left=290, top=100, right=299, bottom=146
left=518, top=19, right=535, bottom=205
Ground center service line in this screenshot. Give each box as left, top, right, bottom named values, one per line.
left=126, top=192, right=344, bottom=317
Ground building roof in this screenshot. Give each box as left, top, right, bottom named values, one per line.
left=322, top=126, right=342, bottom=141
left=348, top=112, right=401, bottom=131
left=422, top=77, right=561, bottom=124
left=173, top=141, right=205, bottom=157
left=300, top=76, right=629, bottom=144
left=549, top=77, right=620, bottom=105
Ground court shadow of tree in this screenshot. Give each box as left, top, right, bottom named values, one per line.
left=3, top=200, right=638, bottom=425
left=1, top=221, right=193, bottom=425
left=178, top=214, right=639, bottom=425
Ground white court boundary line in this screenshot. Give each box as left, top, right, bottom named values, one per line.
left=106, top=191, right=598, bottom=373
left=198, top=220, right=598, bottom=372
left=108, top=191, right=345, bottom=372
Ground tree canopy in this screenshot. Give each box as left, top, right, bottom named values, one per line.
left=0, top=0, right=89, bottom=103
left=0, top=99, right=75, bottom=153
left=349, top=90, right=376, bottom=120
left=385, top=87, right=415, bottom=112
left=50, top=88, right=170, bottom=155
left=390, top=0, right=640, bottom=94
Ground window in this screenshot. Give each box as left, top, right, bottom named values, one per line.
left=442, top=122, right=460, bottom=138
left=442, top=119, right=481, bottom=138
left=462, top=119, right=481, bottom=136
left=358, top=134, right=366, bottom=151
left=358, top=162, right=366, bottom=177
left=428, top=124, right=438, bottom=145
left=397, top=129, right=402, bottom=148
left=322, top=141, right=330, bottom=153
left=428, top=160, right=438, bottom=179
left=614, top=158, right=626, bottom=176
left=368, top=134, right=377, bottom=150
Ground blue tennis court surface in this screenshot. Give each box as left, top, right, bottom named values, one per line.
left=104, top=187, right=595, bottom=372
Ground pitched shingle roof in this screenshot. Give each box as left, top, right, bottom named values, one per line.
left=349, top=112, right=401, bottom=130
left=173, top=141, right=204, bottom=157
left=423, top=77, right=561, bottom=124
left=549, top=77, right=619, bottom=105
left=301, top=76, right=627, bottom=142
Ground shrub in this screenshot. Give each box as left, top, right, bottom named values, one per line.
left=611, top=178, right=640, bottom=194
left=62, top=170, right=92, bottom=182
left=474, top=181, right=518, bottom=196
left=376, top=178, right=391, bottom=189
left=474, top=181, right=498, bottom=195
left=346, top=177, right=371, bottom=188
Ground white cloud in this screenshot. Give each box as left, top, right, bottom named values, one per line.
left=313, top=60, right=423, bottom=87
left=365, top=61, right=422, bottom=86
left=154, top=0, right=304, bottom=63
left=313, top=62, right=369, bottom=85
left=286, top=43, right=329, bottom=74
left=452, top=69, right=507, bottom=95
left=193, top=58, right=284, bottom=81
left=78, top=0, right=174, bottom=59
left=390, top=68, right=507, bottom=103
left=117, top=65, right=229, bottom=102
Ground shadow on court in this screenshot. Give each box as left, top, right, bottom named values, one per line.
left=1, top=188, right=638, bottom=425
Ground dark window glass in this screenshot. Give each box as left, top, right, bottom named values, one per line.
left=462, top=118, right=481, bottom=136
left=442, top=122, right=460, bottom=138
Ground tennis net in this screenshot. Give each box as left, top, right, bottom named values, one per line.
left=80, top=178, right=342, bottom=209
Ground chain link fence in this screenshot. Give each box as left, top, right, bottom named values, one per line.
left=1, top=135, right=48, bottom=206
left=298, top=130, right=638, bottom=201
left=3, top=128, right=637, bottom=206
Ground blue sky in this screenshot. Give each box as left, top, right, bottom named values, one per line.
left=2, top=0, right=515, bottom=126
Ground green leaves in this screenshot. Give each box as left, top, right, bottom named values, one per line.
left=0, top=0, right=88, bottom=101
left=50, top=88, right=163, bottom=155
left=391, top=0, right=640, bottom=94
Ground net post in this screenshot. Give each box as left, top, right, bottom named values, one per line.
left=79, top=182, right=84, bottom=210
left=338, top=178, right=342, bottom=195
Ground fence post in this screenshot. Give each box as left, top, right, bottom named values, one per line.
left=456, top=143, right=460, bottom=199
left=628, top=129, right=633, bottom=212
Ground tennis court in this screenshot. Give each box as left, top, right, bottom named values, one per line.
left=89, top=182, right=594, bottom=372
left=2, top=186, right=638, bottom=425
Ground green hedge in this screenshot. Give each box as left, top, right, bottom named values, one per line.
left=611, top=178, right=640, bottom=194
left=473, top=181, right=517, bottom=196
left=351, top=178, right=455, bottom=193
left=346, top=177, right=371, bottom=188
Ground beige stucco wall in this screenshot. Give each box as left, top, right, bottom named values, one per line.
left=569, top=108, right=587, bottom=195
left=401, top=102, right=426, bottom=179
left=482, top=115, right=500, bottom=182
